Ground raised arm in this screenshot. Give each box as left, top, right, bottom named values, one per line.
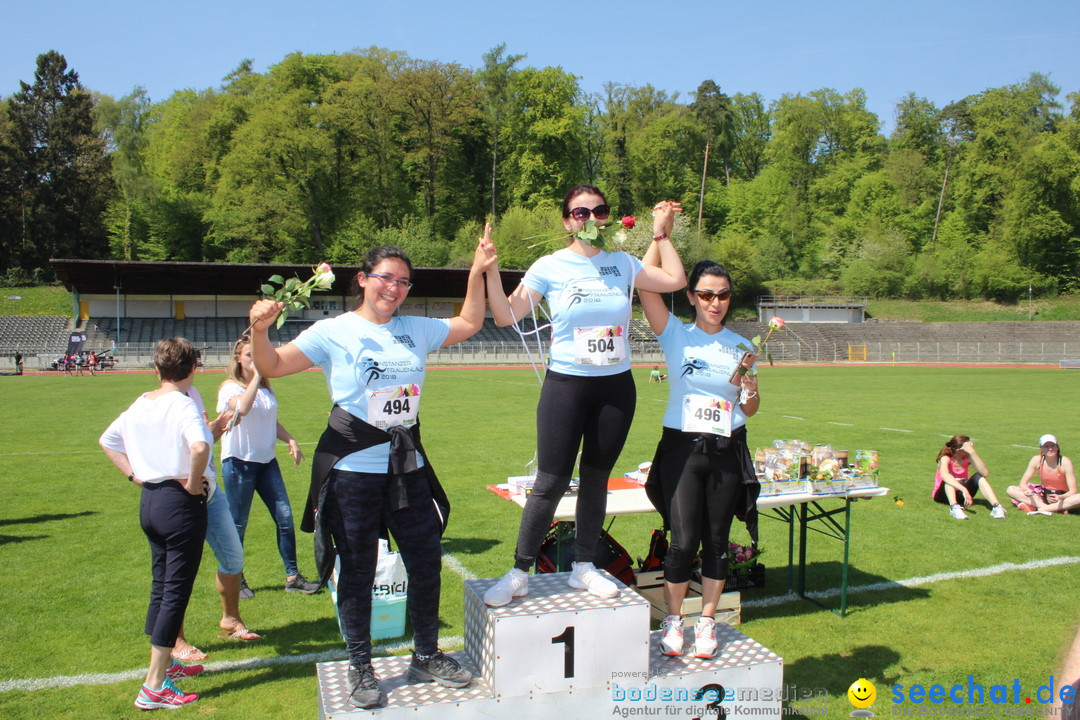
left=638, top=229, right=672, bottom=336
left=228, top=372, right=262, bottom=417
left=444, top=233, right=499, bottom=347
left=480, top=222, right=545, bottom=327
left=248, top=300, right=315, bottom=378
left=635, top=201, right=686, bottom=294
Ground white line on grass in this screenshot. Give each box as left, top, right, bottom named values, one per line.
left=826, top=422, right=853, bottom=426
left=12, top=556, right=1080, bottom=694
left=442, top=551, right=478, bottom=581
left=879, top=427, right=913, bottom=433
left=742, top=555, right=1080, bottom=609
left=0, top=637, right=467, bottom=694
left=782, top=415, right=805, bottom=421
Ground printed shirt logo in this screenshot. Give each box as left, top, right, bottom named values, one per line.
left=565, top=289, right=590, bottom=309
left=393, top=334, right=416, bottom=349
left=681, top=357, right=709, bottom=377
left=361, top=357, right=386, bottom=385
left=598, top=265, right=621, bottom=277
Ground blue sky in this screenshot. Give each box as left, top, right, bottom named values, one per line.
left=3, top=0, right=1078, bottom=134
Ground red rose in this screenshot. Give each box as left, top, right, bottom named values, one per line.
left=621, top=216, right=636, bottom=229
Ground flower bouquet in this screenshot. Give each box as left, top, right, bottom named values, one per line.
left=726, top=542, right=765, bottom=590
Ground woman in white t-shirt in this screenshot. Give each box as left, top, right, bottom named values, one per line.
left=245, top=242, right=493, bottom=709
left=99, top=338, right=211, bottom=710
left=217, top=336, right=317, bottom=597
left=482, top=187, right=686, bottom=607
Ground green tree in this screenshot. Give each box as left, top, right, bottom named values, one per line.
left=1, top=51, right=111, bottom=275
left=478, top=44, right=525, bottom=218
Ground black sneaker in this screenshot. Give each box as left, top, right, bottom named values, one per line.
left=347, top=663, right=385, bottom=709
left=407, top=651, right=472, bottom=688
left=284, top=573, right=320, bottom=594
left=239, top=576, right=255, bottom=600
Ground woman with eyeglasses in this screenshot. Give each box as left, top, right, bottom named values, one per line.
left=638, top=258, right=760, bottom=660
left=246, top=243, right=493, bottom=709
left=482, top=186, right=687, bottom=607
left=216, top=335, right=319, bottom=599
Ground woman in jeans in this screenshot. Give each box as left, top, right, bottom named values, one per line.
left=218, top=336, right=318, bottom=597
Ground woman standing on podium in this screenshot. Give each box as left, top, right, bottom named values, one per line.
left=638, top=256, right=760, bottom=660
left=482, top=187, right=687, bottom=607
left=246, top=243, right=493, bottom=709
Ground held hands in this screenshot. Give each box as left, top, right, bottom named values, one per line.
left=474, top=222, right=499, bottom=272
left=961, top=490, right=974, bottom=507
left=249, top=298, right=286, bottom=333
left=651, top=201, right=682, bottom=238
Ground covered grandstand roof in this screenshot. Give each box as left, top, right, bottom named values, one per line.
left=50, top=259, right=523, bottom=297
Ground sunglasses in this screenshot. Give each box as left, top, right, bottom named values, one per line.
left=366, top=272, right=414, bottom=289
left=691, top=288, right=732, bottom=303
left=568, top=204, right=611, bottom=222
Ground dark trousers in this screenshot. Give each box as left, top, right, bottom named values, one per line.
left=323, top=469, right=443, bottom=667
left=514, top=370, right=636, bottom=571
left=661, top=449, right=743, bottom=584
left=140, top=480, right=207, bottom=648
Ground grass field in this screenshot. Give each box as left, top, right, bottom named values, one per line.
left=2, top=364, right=1079, bottom=718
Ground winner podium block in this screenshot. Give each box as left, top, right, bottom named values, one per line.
left=463, top=571, right=649, bottom=697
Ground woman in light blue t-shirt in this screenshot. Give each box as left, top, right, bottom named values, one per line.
left=639, top=258, right=760, bottom=661
left=247, top=243, right=493, bottom=709
left=482, top=185, right=687, bottom=608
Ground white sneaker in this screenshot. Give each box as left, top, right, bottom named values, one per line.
left=660, top=615, right=684, bottom=656
left=693, top=616, right=718, bottom=659
left=483, top=568, right=529, bottom=607
left=990, top=503, right=1006, bottom=519
left=949, top=504, right=968, bottom=520
left=567, top=562, right=619, bottom=599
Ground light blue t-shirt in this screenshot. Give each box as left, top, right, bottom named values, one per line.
left=657, top=313, right=753, bottom=433
left=292, top=312, right=450, bottom=473
left=522, top=248, right=643, bottom=377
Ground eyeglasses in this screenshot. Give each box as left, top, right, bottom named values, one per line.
left=366, top=272, right=414, bottom=289
left=568, top=204, right=611, bottom=222
left=691, top=288, right=732, bottom=303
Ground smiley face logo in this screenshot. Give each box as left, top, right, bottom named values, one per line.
left=848, top=678, right=876, bottom=709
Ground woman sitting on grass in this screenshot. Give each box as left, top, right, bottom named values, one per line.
left=932, top=435, right=1007, bottom=520
left=1006, top=434, right=1079, bottom=515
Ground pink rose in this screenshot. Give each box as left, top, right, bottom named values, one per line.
left=768, top=316, right=786, bottom=331
left=621, top=216, right=636, bottom=229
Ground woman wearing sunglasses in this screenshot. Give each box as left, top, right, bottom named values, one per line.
left=638, top=258, right=760, bottom=660
left=246, top=242, right=494, bottom=709
left=482, top=185, right=686, bottom=607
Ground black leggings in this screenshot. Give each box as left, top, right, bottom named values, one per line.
left=513, top=370, right=636, bottom=571
left=660, top=447, right=743, bottom=584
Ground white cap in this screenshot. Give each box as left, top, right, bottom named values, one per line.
left=1039, top=434, right=1058, bottom=447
